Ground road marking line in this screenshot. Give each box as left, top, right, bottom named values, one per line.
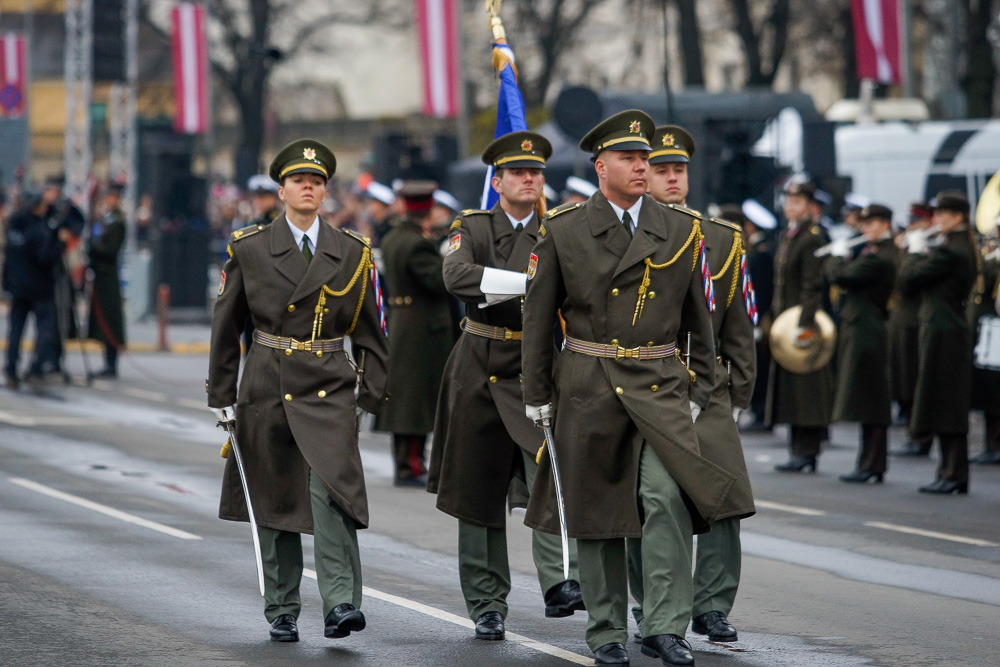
left=754, top=454, right=771, bottom=462
left=175, top=398, right=208, bottom=411
left=303, top=569, right=591, bottom=665
left=8, top=477, right=202, bottom=541
left=756, top=500, right=827, bottom=516
left=864, top=521, right=999, bottom=547
left=119, top=387, right=169, bottom=402
left=0, top=410, right=104, bottom=427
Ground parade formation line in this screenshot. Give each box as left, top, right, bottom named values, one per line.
left=864, top=521, right=999, bottom=547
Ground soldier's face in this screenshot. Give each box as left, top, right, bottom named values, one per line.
left=492, top=168, right=544, bottom=207
left=596, top=150, right=648, bottom=202
left=252, top=192, right=278, bottom=216
left=862, top=218, right=889, bottom=241
left=279, top=173, right=326, bottom=214
left=932, top=209, right=962, bottom=233
left=783, top=194, right=810, bottom=222
left=646, top=162, right=688, bottom=205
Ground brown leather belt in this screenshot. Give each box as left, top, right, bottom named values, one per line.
left=461, top=317, right=522, bottom=341
left=253, top=330, right=344, bottom=353
left=564, top=335, right=676, bottom=360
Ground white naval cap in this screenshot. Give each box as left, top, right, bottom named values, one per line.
left=247, top=174, right=279, bottom=194
left=563, top=175, right=598, bottom=199
left=366, top=181, right=396, bottom=206
left=433, top=189, right=462, bottom=212
left=741, top=198, right=777, bottom=230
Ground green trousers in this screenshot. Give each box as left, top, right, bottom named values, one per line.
left=458, top=448, right=579, bottom=621
left=692, top=516, right=741, bottom=618
left=259, top=470, right=363, bottom=622
left=579, top=444, right=693, bottom=651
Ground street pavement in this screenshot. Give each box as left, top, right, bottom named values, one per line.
left=1, top=322, right=998, bottom=666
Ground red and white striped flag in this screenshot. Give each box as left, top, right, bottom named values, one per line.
left=0, top=32, right=28, bottom=118
left=851, top=0, right=901, bottom=84
left=171, top=3, right=210, bottom=134
left=414, top=0, right=460, bottom=118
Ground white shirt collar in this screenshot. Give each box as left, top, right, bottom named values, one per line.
left=286, top=215, right=320, bottom=253
left=504, top=209, right=535, bottom=229
left=607, top=197, right=643, bottom=232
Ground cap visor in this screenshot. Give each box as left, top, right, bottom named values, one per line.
left=494, top=159, right=546, bottom=170
left=649, top=154, right=688, bottom=165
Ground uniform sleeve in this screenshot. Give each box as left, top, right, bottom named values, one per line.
left=826, top=253, right=889, bottom=290
left=898, top=246, right=959, bottom=291
left=797, top=234, right=826, bottom=328
left=407, top=238, right=449, bottom=296
left=207, top=246, right=249, bottom=408
left=718, top=255, right=756, bottom=410
left=521, top=225, right=565, bottom=406
left=682, top=249, right=717, bottom=409
left=89, top=218, right=125, bottom=262
left=352, top=262, right=390, bottom=415
left=442, top=218, right=486, bottom=302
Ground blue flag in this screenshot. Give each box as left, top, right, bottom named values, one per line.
left=481, top=42, right=529, bottom=209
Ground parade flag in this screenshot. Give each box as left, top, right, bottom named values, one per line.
left=480, top=41, right=529, bottom=209
left=171, top=3, right=210, bottom=134
left=0, top=32, right=28, bottom=118
left=851, top=0, right=901, bottom=84
left=414, top=0, right=460, bottom=118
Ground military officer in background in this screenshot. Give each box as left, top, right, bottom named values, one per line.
left=627, top=126, right=756, bottom=646
left=767, top=181, right=834, bottom=472
left=522, top=110, right=735, bottom=666
left=899, top=192, right=978, bottom=493
left=738, top=199, right=777, bottom=430
left=969, top=232, right=1000, bottom=465
left=376, top=181, right=454, bottom=486
left=208, top=139, right=390, bottom=643
left=825, top=204, right=898, bottom=483
left=246, top=174, right=283, bottom=227
left=427, top=131, right=583, bottom=642
left=86, top=182, right=127, bottom=378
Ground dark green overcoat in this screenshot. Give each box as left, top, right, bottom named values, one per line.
left=427, top=205, right=542, bottom=528
left=374, top=217, right=454, bottom=434
left=969, top=255, right=1000, bottom=415
left=765, top=219, right=834, bottom=427
left=208, top=219, right=390, bottom=532
left=86, top=209, right=126, bottom=347
left=898, top=230, right=978, bottom=434
left=888, top=252, right=922, bottom=405
left=827, top=237, right=898, bottom=425
left=521, top=193, right=735, bottom=539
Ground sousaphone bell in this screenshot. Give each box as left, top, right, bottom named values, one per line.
left=769, top=306, right=837, bottom=374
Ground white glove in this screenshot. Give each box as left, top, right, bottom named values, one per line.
left=829, top=239, right=851, bottom=258
left=907, top=229, right=928, bottom=254
left=211, top=404, right=237, bottom=423
left=792, top=326, right=816, bottom=349
left=732, top=407, right=742, bottom=423
left=526, top=403, right=553, bottom=426
left=689, top=401, right=701, bottom=423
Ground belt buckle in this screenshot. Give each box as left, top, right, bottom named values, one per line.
left=503, top=329, right=513, bottom=341
left=294, top=340, right=311, bottom=351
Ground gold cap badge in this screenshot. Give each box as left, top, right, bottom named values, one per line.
left=303, top=147, right=317, bottom=160
left=521, top=139, right=533, bottom=152
left=662, top=134, right=675, bottom=147
left=629, top=120, right=641, bottom=134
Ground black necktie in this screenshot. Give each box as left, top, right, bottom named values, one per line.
left=622, top=211, right=634, bottom=237
left=301, top=238, right=313, bottom=263
left=515, top=223, right=523, bottom=232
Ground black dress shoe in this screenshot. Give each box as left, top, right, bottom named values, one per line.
left=594, top=642, right=629, bottom=664
left=393, top=474, right=427, bottom=488
left=839, top=470, right=884, bottom=484
left=640, top=634, right=694, bottom=666
left=269, top=614, right=299, bottom=642
left=324, top=603, right=366, bottom=638
left=692, top=610, right=738, bottom=642
left=474, top=611, right=504, bottom=640
left=891, top=443, right=930, bottom=457
left=775, top=455, right=816, bottom=472
left=970, top=450, right=1000, bottom=465
left=543, top=580, right=586, bottom=617
left=919, top=479, right=968, bottom=495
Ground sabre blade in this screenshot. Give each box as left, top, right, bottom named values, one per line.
left=541, top=422, right=570, bottom=581
left=221, top=420, right=266, bottom=597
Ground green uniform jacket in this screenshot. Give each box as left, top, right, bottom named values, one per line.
left=521, top=193, right=735, bottom=539
left=694, top=215, right=756, bottom=521
left=968, top=255, right=999, bottom=415
left=208, top=219, right=390, bottom=532
left=899, top=230, right=978, bottom=434
left=888, top=252, right=922, bottom=405
left=827, top=238, right=898, bottom=425
left=86, top=209, right=126, bottom=347
left=375, top=217, right=454, bottom=434
left=427, top=205, right=542, bottom=528
left=765, top=218, right=834, bottom=427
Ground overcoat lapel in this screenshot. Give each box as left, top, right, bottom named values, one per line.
left=289, top=221, right=343, bottom=305
left=612, top=196, right=670, bottom=280
left=505, top=213, right=539, bottom=272
left=272, top=214, right=307, bottom=287
left=588, top=192, right=630, bottom=260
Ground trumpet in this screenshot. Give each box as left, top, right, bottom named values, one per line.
left=898, top=224, right=943, bottom=251
left=814, top=234, right=870, bottom=257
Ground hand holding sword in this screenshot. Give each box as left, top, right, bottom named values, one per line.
left=525, top=403, right=570, bottom=581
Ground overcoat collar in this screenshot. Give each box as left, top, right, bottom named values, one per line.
left=269, top=214, right=343, bottom=304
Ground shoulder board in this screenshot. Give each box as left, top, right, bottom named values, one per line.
left=667, top=203, right=702, bottom=219
left=538, top=224, right=547, bottom=237
left=545, top=202, right=583, bottom=220
left=230, top=224, right=264, bottom=242
left=708, top=217, right=742, bottom=234
left=226, top=244, right=233, bottom=258
left=449, top=219, right=462, bottom=231
left=342, top=228, right=371, bottom=247
left=460, top=208, right=490, bottom=216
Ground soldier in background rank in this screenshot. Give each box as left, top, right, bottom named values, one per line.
left=246, top=174, right=283, bottom=227
left=522, top=110, right=735, bottom=666
left=86, top=182, right=127, bottom=378
left=628, top=126, right=756, bottom=646
left=208, top=139, right=390, bottom=643
left=969, top=230, right=1000, bottom=465
left=737, top=200, right=777, bottom=430
left=375, top=181, right=455, bottom=486
left=427, top=131, right=583, bottom=642
left=825, top=204, right=898, bottom=483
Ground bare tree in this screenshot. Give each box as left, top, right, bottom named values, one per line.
left=963, top=0, right=997, bottom=117
left=674, top=0, right=705, bottom=87
left=727, top=0, right=790, bottom=87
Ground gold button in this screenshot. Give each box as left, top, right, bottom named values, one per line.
left=285, top=349, right=293, bottom=356
left=489, top=376, right=498, bottom=383
left=323, top=308, right=330, bottom=314
left=284, top=394, right=292, bottom=401
left=611, top=288, right=619, bottom=296
left=287, top=304, right=296, bottom=312
left=647, top=342, right=654, bottom=347
left=650, top=385, right=659, bottom=392
left=611, top=339, right=619, bottom=346
left=316, top=351, right=323, bottom=358
left=615, top=386, right=624, bottom=395
left=318, top=390, right=326, bottom=398
left=648, top=291, right=656, bottom=299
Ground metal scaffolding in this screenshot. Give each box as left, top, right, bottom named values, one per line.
left=63, top=0, right=93, bottom=213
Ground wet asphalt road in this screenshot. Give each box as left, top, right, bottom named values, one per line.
left=1, top=351, right=998, bottom=666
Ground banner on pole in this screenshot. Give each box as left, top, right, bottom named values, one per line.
left=851, top=0, right=901, bottom=84
left=0, top=32, right=28, bottom=118
left=171, top=3, right=210, bottom=134
left=414, top=0, right=460, bottom=118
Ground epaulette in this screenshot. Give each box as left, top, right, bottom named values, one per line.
left=460, top=208, right=490, bottom=216
left=342, top=228, right=371, bottom=247
left=667, top=203, right=703, bottom=219
left=538, top=224, right=547, bottom=237
left=545, top=202, right=583, bottom=220
left=708, top=217, right=742, bottom=234
left=231, top=224, right=264, bottom=242
left=449, top=219, right=462, bottom=231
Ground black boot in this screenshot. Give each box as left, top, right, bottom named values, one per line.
left=775, top=455, right=817, bottom=472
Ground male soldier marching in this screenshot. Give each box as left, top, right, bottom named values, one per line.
left=208, top=139, right=390, bottom=643
left=521, top=110, right=735, bottom=666
left=428, top=131, right=583, bottom=641
left=628, top=125, right=756, bottom=645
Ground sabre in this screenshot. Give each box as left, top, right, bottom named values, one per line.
left=540, top=417, right=570, bottom=581
left=218, top=418, right=266, bottom=597
left=355, top=350, right=366, bottom=435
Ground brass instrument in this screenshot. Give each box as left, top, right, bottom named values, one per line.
left=769, top=306, right=837, bottom=374
left=813, top=234, right=869, bottom=257
left=976, top=171, right=1000, bottom=235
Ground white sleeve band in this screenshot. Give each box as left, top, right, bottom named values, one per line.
left=480, top=267, right=528, bottom=295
